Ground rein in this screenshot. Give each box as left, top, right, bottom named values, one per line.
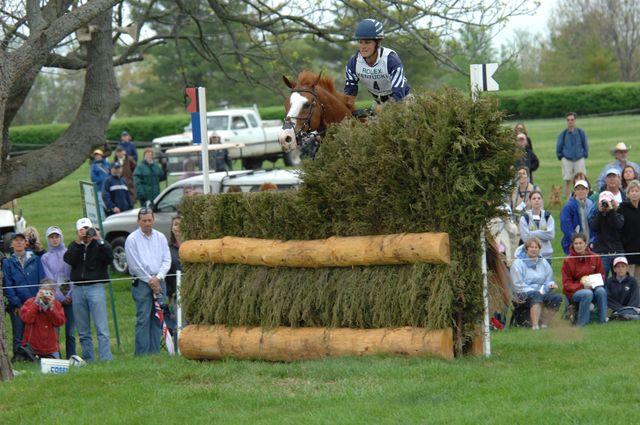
left=283, top=88, right=327, bottom=138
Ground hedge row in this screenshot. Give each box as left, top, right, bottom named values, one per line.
left=11, top=82, right=637, bottom=148
left=179, top=89, right=516, bottom=349
left=495, top=82, right=640, bottom=119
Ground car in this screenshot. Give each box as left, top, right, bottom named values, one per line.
left=102, top=168, right=303, bottom=273
left=0, top=201, right=26, bottom=253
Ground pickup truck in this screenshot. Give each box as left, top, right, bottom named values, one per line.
left=151, top=107, right=301, bottom=169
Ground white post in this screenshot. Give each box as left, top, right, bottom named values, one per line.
left=480, top=231, right=491, bottom=357
left=176, top=270, right=182, bottom=355
left=197, top=87, right=210, bottom=194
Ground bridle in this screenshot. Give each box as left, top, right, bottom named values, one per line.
left=282, top=87, right=327, bottom=159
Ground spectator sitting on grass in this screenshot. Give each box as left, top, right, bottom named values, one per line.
left=510, top=237, right=562, bottom=330
left=19, top=279, right=66, bottom=359
left=605, top=257, right=640, bottom=313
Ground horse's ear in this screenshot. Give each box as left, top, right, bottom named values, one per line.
left=312, top=72, right=323, bottom=88
left=283, top=75, right=295, bottom=89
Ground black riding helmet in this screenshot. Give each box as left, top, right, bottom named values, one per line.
left=354, top=19, right=384, bottom=40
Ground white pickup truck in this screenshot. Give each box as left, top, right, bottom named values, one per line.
left=151, top=106, right=300, bottom=169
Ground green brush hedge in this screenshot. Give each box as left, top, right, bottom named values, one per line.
left=179, top=89, right=516, bottom=349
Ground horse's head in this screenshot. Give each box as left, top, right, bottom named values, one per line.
left=279, top=73, right=325, bottom=152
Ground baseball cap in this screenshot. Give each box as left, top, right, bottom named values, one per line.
left=121, top=131, right=129, bottom=136
left=76, top=217, right=93, bottom=230
left=45, top=226, right=62, bottom=238
left=574, top=179, right=589, bottom=189
left=605, top=168, right=620, bottom=176
left=112, top=162, right=122, bottom=168
left=598, top=191, right=615, bottom=203
left=11, top=232, right=26, bottom=241
left=93, top=149, right=104, bottom=156
left=613, top=256, right=628, bottom=267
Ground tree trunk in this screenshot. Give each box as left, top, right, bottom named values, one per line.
left=0, top=279, right=14, bottom=381
left=180, top=232, right=451, bottom=267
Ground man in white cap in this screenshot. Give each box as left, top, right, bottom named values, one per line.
left=590, top=168, right=626, bottom=206
left=605, top=256, right=639, bottom=312
left=589, top=191, right=624, bottom=277
left=63, top=217, right=113, bottom=361
left=596, top=142, right=640, bottom=190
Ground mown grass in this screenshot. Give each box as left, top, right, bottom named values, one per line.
left=2, top=113, right=640, bottom=424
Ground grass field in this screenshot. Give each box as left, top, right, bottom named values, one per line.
left=2, top=113, right=640, bottom=424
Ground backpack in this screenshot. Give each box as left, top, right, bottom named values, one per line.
left=522, top=210, right=551, bottom=226
left=610, top=306, right=640, bottom=321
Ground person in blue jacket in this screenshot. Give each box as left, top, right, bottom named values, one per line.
left=102, top=163, right=133, bottom=216
left=560, top=179, right=594, bottom=254
left=2, top=232, right=46, bottom=355
left=90, top=149, right=110, bottom=190
left=556, top=112, right=589, bottom=198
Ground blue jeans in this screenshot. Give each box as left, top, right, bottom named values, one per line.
left=8, top=307, right=24, bottom=354
left=62, top=303, right=76, bottom=358
left=572, top=287, right=608, bottom=326
left=132, top=280, right=165, bottom=356
left=72, top=284, right=112, bottom=361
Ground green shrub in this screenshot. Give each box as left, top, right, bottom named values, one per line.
left=179, top=89, right=516, bottom=350
left=496, top=82, right=640, bottom=119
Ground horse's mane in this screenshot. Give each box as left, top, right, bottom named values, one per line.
left=297, top=70, right=353, bottom=110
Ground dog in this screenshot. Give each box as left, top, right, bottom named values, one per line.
left=549, top=185, right=562, bottom=207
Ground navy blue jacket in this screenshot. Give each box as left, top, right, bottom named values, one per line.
left=102, top=175, right=133, bottom=215
left=2, top=251, right=46, bottom=309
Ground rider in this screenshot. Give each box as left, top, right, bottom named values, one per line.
left=344, top=19, right=411, bottom=107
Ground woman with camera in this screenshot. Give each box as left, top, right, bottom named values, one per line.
left=562, top=233, right=608, bottom=326
left=589, top=190, right=624, bottom=277
left=19, top=279, right=66, bottom=359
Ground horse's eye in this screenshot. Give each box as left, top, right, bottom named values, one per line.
left=302, top=103, right=309, bottom=109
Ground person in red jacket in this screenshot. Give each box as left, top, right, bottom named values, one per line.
left=562, top=233, right=608, bottom=326
left=19, top=280, right=66, bottom=358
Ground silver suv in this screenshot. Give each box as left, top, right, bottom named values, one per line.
left=102, top=169, right=303, bottom=273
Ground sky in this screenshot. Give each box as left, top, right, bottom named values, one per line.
left=492, top=0, right=556, bottom=47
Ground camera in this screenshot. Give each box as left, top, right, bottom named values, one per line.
left=41, top=289, right=53, bottom=299
left=85, top=227, right=97, bottom=238
left=27, top=236, right=37, bottom=246
left=600, top=200, right=610, bottom=209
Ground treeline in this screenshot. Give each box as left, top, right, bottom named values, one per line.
left=9, top=82, right=640, bottom=148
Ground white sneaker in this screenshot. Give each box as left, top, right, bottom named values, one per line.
left=532, top=325, right=540, bottom=330
left=540, top=324, right=548, bottom=329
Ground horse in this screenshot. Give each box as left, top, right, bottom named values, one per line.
left=279, top=70, right=355, bottom=159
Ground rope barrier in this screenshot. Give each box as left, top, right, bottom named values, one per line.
left=2, top=272, right=181, bottom=290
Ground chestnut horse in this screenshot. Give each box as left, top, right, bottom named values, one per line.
left=278, top=70, right=354, bottom=159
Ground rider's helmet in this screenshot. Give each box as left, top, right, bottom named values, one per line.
left=354, top=19, right=384, bottom=40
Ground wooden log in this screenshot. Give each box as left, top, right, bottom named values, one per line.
left=180, top=232, right=450, bottom=267
left=179, top=325, right=454, bottom=361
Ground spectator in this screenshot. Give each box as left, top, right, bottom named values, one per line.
left=41, top=226, right=75, bottom=358
left=113, top=147, right=137, bottom=204
left=605, top=257, right=640, bottom=312
left=510, top=166, right=539, bottom=217
left=19, top=279, right=66, bottom=359
left=2, top=232, right=46, bottom=356
left=227, top=185, right=242, bottom=193
left=134, top=148, right=164, bottom=207
left=63, top=218, right=113, bottom=361
left=231, top=116, right=248, bottom=129
left=164, top=215, right=183, bottom=339
left=210, top=135, right=233, bottom=172
left=560, top=180, right=594, bottom=255
left=561, top=233, right=607, bottom=326
left=519, top=190, right=555, bottom=263
left=556, top=112, right=588, bottom=198
left=621, top=165, right=638, bottom=191
left=118, top=130, right=138, bottom=162
left=90, top=149, right=110, bottom=190
left=515, top=133, right=539, bottom=182
left=619, top=179, right=640, bottom=281
left=102, top=163, right=133, bottom=216
left=589, top=190, right=624, bottom=277
left=24, top=226, right=46, bottom=256
left=488, top=204, right=519, bottom=267
left=589, top=168, right=626, bottom=205
left=510, top=237, right=562, bottom=330
left=595, top=142, right=640, bottom=190
left=125, top=208, right=171, bottom=356
left=183, top=184, right=196, bottom=197
left=514, top=122, right=533, bottom=149
left=259, top=182, right=278, bottom=192
left=572, top=172, right=593, bottom=197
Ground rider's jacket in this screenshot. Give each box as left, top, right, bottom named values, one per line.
left=344, top=47, right=410, bottom=103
